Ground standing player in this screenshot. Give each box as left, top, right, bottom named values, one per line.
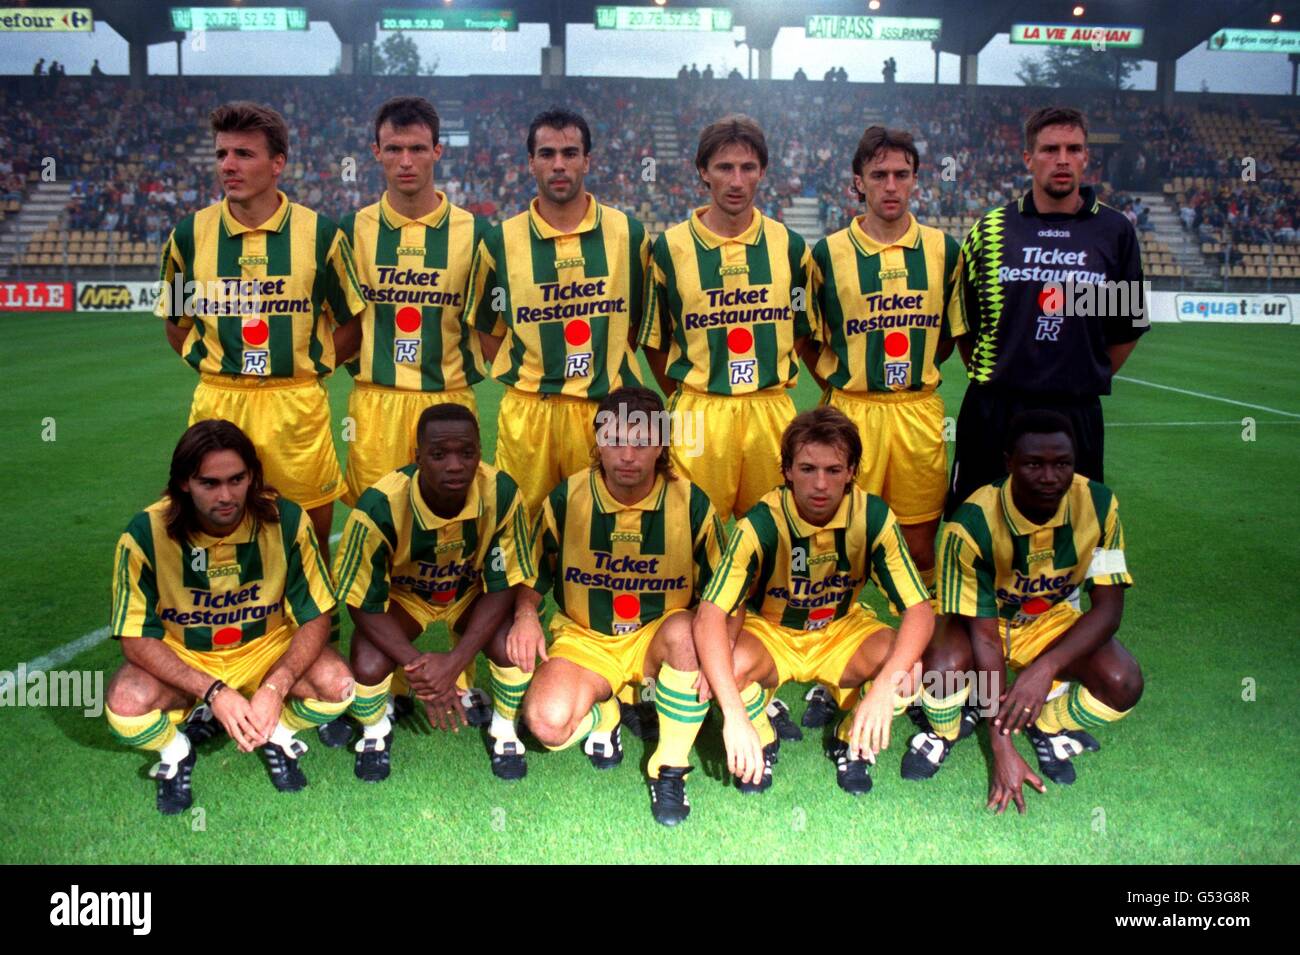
left=801, top=126, right=967, bottom=732
left=946, top=106, right=1147, bottom=513
left=694, top=407, right=934, bottom=795
left=156, top=101, right=364, bottom=578
left=466, top=108, right=650, bottom=513
left=905, top=411, right=1142, bottom=813
left=337, top=96, right=488, bottom=505
left=332, top=405, right=535, bottom=782
left=105, top=420, right=352, bottom=814
left=505, top=387, right=726, bottom=825
left=640, top=114, right=815, bottom=521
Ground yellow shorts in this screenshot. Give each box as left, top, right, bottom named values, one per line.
left=822, top=388, right=947, bottom=525
left=666, top=385, right=796, bottom=519
left=190, top=374, right=342, bottom=511
left=342, top=383, right=478, bottom=505
left=547, top=608, right=690, bottom=697
left=746, top=605, right=891, bottom=705
left=1003, top=601, right=1081, bottom=673
left=495, top=388, right=597, bottom=513
left=162, top=626, right=293, bottom=696
left=385, top=586, right=479, bottom=690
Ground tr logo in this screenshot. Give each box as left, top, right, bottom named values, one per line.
left=1035, top=316, right=1063, bottom=341
left=242, top=350, right=268, bottom=375
left=565, top=352, right=592, bottom=378
left=394, top=339, right=419, bottom=363
left=729, top=359, right=756, bottom=385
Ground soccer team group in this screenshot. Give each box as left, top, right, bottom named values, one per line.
left=105, top=94, right=1148, bottom=826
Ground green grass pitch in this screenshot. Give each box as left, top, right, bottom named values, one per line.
left=0, top=312, right=1296, bottom=863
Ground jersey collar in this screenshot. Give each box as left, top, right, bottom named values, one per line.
left=190, top=510, right=259, bottom=548
left=220, top=190, right=291, bottom=236
left=848, top=212, right=921, bottom=258
left=780, top=485, right=855, bottom=537
left=410, top=467, right=484, bottom=531
left=1017, top=184, right=1100, bottom=219
left=690, top=206, right=764, bottom=249
left=1000, top=478, right=1070, bottom=535
left=528, top=193, right=600, bottom=239
left=590, top=469, right=667, bottom=514
left=379, top=190, right=450, bottom=231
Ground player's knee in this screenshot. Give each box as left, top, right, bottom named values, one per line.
left=321, top=670, right=354, bottom=704
left=1097, top=658, right=1144, bottom=711
left=105, top=668, right=158, bottom=717
left=522, top=694, right=574, bottom=748
left=659, top=614, right=698, bottom=667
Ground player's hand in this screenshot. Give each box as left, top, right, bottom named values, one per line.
left=506, top=614, right=548, bottom=672
left=987, top=747, right=1046, bottom=815
left=211, top=687, right=263, bottom=753
left=994, top=663, right=1054, bottom=736
left=247, top=686, right=283, bottom=747
left=849, top=681, right=895, bottom=760
left=694, top=670, right=712, bottom=703
left=420, top=690, right=468, bottom=734
left=722, top=712, right=765, bottom=785
left=403, top=651, right=460, bottom=700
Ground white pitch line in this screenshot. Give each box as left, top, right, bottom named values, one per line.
left=0, top=530, right=344, bottom=692
left=1115, top=376, right=1300, bottom=419
left=1108, top=420, right=1300, bottom=427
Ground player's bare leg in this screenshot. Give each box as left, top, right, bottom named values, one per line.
left=640, top=612, right=710, bottom=826
left=522, top=658, right=615, bottom=763
left=899, top=517, right=939, bottom=591
left=347, top=600, right=427, bottom=780
left=261, top=644, right=355, bottom=792
left=901, top=615, right=978, bottom=780
left=105, top=663, right=213, bottom=814
left=822, top=626, right=916, bottom=793
left=1027, top=637, right=1144, bottom=784
left=727, top=631, right=781, bottom=793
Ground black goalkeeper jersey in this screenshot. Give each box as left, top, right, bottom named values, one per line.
left=955, top=186, right=1147, bottom=397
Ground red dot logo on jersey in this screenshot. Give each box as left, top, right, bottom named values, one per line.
left=213, top=627, right=242, bottom=646
left=809, top=606, right=836, bottom=622
left=1022, top=596, right=1051, bottom=615
left=432, top=586, right=457, bottom=604
left=242, top=318, right=269, bottom=346
left=613, top=594, right=640, bottom=619
left=395, top=306, right=422, bottom=334
left=564, top=319, right=591, bottom=346
left=883, top=331, right=908, bottom=358
left=727, top=328, right=753, bottom=353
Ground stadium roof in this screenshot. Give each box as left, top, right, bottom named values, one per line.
left=82, top=0, right=1300, bottom=61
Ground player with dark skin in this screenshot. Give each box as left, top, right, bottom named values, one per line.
left=928, top=428, right=1143, bottom=814
left=347, top=416, right=516, bottom=732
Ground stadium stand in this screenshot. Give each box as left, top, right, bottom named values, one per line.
left=2, top=76, right=1297, bottom=290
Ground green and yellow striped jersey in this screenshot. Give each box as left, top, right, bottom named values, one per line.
left=156, top=191, right=365, bottom=379
left=528, top=469, right=726, bottom=636
left=639, top=207, right=814, bottom=395
left=340, top=192, right=488, bottom=391
left=110, top=497, right=335, bottom=651
left=812, top=214, right=967, bottom=393
left=466, top=194, right=649, bottom=398
left=333, top=461, right=533, bottom=614
left=703, top=485, right=928, bottom=630
left=939, top=474, right=1131, bottom=623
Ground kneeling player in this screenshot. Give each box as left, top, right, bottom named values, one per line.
left=507, top=387, right=726, bottom=826
left=106, top=420, right=353, bottom=814
left=332, top=404, right=534, bottom=782
left=695, top=407, right=934, bottom=795
left=905, top=410, right=1143, bottom=814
